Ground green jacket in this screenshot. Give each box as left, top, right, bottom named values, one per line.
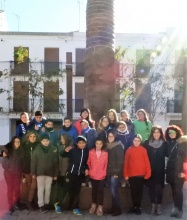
left=31, top=143, right=58, bottom=178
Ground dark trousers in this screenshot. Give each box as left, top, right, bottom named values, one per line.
left=129, top=176, right=145, bottom=208
left=91, top=178, right=105, bottom=205
left=148, top=183, right=163, bottom=204
left=67, top=173, right=83, bottom=209
left=170, top=180, right=184, bottom=211
left=56, top=176, right=69, bottom=206
left=4, top=171, right=21, bottom=208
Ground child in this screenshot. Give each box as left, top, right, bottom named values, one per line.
left=97, top=116, right=112, bottom=142
left=59, top=116, right=78, bottom=144
left=106, top=109, right=119, bottom=129
left=124, top=134, right=151, bottom=215
left=31, top=134, right=58, bottom=213
left=2, top=136, right=23, bottom=213
left=61, top=135, right=89, bottom=215
left=81, top=119, right=98, bottom=150
left=116, top=121, right=133, bottom=151
left=87, top=138, right=108, bottom=216
left=40, top=119, right=59, bottom=147
left=16, top=112, right=30, bottom=139
left=29, top=110, right=46, bottom=133
left=120, top=110, right=135, bottom=136
left=74, top=108, right=95, bottom=135
left=54, top=133, right=73, bottom=214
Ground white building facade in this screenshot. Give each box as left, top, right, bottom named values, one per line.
left=0, top=29, right=184, bottom=143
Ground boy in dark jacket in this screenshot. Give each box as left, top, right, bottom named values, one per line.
left=31, top=134, right=58, bottom=213
left=60, top=135, right=88, bottom=215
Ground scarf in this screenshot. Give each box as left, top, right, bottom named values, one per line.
left=82, top=126, right=90, bottom=134
left=149, top=139, right=163, bottom=148
left=62, top=125, right=72, bottom=132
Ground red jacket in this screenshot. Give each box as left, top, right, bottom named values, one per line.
left=124, top=145, right=151, bottom=179
left=87, top=149, right=108, bottom=180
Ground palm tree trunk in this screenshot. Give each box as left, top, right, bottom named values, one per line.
left=85, top=0, right=115, bottom=122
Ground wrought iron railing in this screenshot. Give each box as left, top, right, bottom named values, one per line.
left=166, top=98, right=182, bottom=113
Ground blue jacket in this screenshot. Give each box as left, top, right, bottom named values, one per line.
left=59, top=125, right=78, bottom=145
left=16, top=123, right=29, bottom=139
left=116, top=130, right=133, bottom=151
left=82, top=127, right=98, bottom=150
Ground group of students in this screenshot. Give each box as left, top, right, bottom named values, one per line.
left=0, top=108, right=187, bottom=218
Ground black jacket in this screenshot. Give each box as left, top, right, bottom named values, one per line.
left=144, top=140, right=167, bottom=187
left=22, top=142, right=38, bottom=174
left=166, top=136, right=187, bottom=184
left=61, top=147, right=88, bottom=176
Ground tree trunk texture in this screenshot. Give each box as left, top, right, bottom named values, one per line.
left=85, top=0, right=116, bottom=122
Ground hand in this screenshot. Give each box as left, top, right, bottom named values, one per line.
left=65, top=146, right=72, bottom=152
left=85, top=169, right=89, bottom=176
left=53, top=176, right=57, bottom=181
left=34, top=125, right=39, bottom=130
left=3, top=151, right=7, bottom=157
left=125, top=177, right=129, bottom=180
left=113, top=175, right=118, bottom=178
left=32, top=175, right=36, bottom=179
left=41, top=127, right=45, bottom=132
left=178, top=172, right=185, bottom=178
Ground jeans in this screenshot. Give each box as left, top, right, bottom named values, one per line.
left=108, top=176, right=121, bottom=210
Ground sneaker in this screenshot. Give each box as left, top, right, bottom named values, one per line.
left=40, top=206, right=48, bottom=213
left=73, top=208, right=82, bottom=215
left=54, top=202, right=62, bottom=214
left=128, top=207, right=137, bottom=214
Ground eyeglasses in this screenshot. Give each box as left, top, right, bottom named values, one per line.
left=168, top=130, right=176, bottom=134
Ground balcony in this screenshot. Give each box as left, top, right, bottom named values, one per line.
left=7, top=98, right=84, bottom=115
left=167, top=98, right=182, bottom=113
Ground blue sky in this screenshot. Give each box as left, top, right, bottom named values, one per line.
left=1, top=0, right=187, bottom=33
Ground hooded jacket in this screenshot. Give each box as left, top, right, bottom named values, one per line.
left=87, top=149, right=108, bottom=180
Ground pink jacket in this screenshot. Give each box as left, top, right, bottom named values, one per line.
left=87, top=149, right=108, bottom=180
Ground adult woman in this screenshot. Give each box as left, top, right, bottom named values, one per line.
left=97, top=116, right=112, bottom=142
left=2, top=136, right=23, bottom=212
left=74, top=108, right=95, bottom=135
left=106, top=130, right=124, bottom=216
left=106, top=109, right=119, bottom=129
left=165, top=125, right=187, bottom=218
left=22, top=130, right=40, bottom=211
left=144, top=126, right=166, bottom=215
left=133, top=109, right=152, bottom=143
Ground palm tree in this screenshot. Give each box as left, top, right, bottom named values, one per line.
left=84, top=0, right=115, bottom=123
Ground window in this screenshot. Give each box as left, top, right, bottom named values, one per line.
left=76, top=48, right=85, bottom=76
left=44, top=48, right=59, bottom=75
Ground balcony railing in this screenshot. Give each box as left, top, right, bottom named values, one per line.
left=0, top=61, right=136, bottom=77
left=7, top=98, right=84, bottom=114
left=167, top=98, right=182, bottom=113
